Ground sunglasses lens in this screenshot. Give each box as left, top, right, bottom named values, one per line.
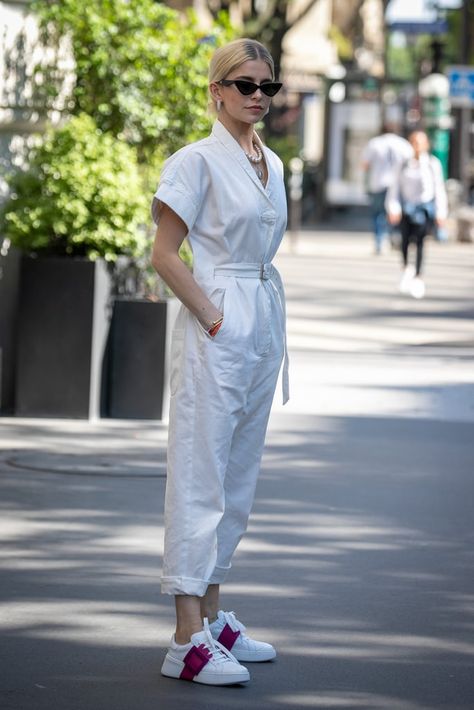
left=227, top=80, right=283, bottom=97
left=235, top=81, right=257, bottom=95
left=261, top=83, right=282, bottom=97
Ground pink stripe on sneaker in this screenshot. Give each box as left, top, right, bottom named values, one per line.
left=217, top=623, right=240, bottom=652
left=180, top=644, right=212, bottom=681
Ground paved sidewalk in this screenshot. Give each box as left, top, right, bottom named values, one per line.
left=274, top=227, right=474, bottom=422
left=1, top=228, right=473, bottom=710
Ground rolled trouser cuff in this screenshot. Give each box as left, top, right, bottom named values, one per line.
left=207, top=564, right=232, bottom=585
left=160, top=575, right=210, bottom=597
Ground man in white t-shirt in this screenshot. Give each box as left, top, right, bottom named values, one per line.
left=361, top=124, right=413, bottom=254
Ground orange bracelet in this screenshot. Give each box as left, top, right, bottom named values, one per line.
left=208, top=320, right=223, bottom=337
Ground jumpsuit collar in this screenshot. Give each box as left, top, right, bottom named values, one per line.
left=211, top=120, right=274, bottom=203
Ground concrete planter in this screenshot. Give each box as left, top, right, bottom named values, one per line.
left=0, top=246, right=21, bottom=414
left=14, top=257, right=112, bottom=418
left=104, top=297, right=178, bottom=420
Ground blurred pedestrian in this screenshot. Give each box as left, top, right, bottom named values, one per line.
left=386, top=130, right=448, bottom=299
left=361, top=123, right=413, bottom=254
left=151, top=38, right=287, bottom=686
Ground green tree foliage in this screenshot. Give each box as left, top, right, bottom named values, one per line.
left=445, top=7, right=474, bottom=66
left=2, top=2, right=233, bottom=272
left=32, top=0, right=233, bottom=164
left=386, top=35, right=427, bottom=81
left=1, top=113, right=148, bottom=261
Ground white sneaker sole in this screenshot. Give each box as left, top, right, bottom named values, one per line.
left=232, top=647, right=277, bottom=662
left=161, top=654, right=250, bottom=685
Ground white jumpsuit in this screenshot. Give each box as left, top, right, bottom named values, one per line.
left=152, top=120, right=289, bottom=597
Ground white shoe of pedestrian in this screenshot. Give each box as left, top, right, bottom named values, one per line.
left=399, top=265, right=415, bottom=294
left=209, top=610, right=276, bottom=662
left=161, top=617, right=250, bottom=685
left=410, top=276, right=426, bottom=299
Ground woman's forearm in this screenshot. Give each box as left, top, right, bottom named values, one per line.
left=152, top=251, right=222, bottom=330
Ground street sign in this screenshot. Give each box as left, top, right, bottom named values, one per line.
left=388, top=20, right=448, bottom=34
left=447, top=66, right=474, bottom=107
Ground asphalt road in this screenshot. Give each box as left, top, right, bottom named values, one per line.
left=1, top=227, right=473, bottom=710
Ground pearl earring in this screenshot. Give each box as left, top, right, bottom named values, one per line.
left=216, top=99, right=222, bottom=112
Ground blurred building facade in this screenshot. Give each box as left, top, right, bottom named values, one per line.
left=0, top=0, right=72, bottom=195
left=1, top=0, right=468, bottom=221
left=0, top=0, right=386, bottom=208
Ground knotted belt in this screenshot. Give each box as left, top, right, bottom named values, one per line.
left=213, top=262, right=289, bottom=405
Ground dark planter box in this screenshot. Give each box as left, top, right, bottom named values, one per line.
left=14, top=257, right=111, bottom=418
left=105, top=297, right=178, bottom=420
left=0, top=246, right=21, bottom=414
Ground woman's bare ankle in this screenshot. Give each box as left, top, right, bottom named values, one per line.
left=200, top=584, right=220, bottom=625
left=175, top=621, right=203, bottom=645
left=174, top=594, right=203, bottom=645
left=201, top=609, right=218, bottom=624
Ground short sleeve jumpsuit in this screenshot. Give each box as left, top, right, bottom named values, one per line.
left=152, top=120, right=289, bottom=597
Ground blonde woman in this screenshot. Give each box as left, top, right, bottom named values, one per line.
left=151, top=39, right=288, bottom=686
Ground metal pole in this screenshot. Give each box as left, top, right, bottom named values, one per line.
left=458, top=1, right=472, bottom=201
left=461, top=0, right=470, bottom=65
left=380, top=0, right=391, bottom=125
left=460, top=106, right=471, bottom=204
left=288, top=157, right=304, bottom=253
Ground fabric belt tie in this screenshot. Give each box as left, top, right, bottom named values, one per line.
left=213, top=262, right=289, bottom=404
left=214, top=262, right=275, bottom=280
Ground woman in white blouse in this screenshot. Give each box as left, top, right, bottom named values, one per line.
left=151, top=39, right=287, bottom=686
left=386, top=130, right=447, bottom=299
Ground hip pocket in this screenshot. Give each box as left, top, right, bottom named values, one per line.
left=169, top=329, right=185, bottom=396
left=196, top=287, right=227, bottom=340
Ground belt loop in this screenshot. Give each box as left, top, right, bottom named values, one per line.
left=260, top=263, right=264, bottom=280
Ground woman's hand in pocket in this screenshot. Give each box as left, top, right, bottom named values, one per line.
left=200, top=309, right=224, bottom=333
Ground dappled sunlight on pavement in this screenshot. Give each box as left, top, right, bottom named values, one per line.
left=274, top=230, right=474, bottom=422
left=1, top=230, right=473, bottom=709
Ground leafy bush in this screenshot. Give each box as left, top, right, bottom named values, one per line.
left=0, top=113, right=147, bottom=261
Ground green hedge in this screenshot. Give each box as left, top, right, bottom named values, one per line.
left=1, top=114, right=147, bottom=261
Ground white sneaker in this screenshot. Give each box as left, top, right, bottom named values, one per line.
left=410, top=276, right=425, bottom=299
left=209, top=610, right=276, bottom=662
left=161, top=617, right=250, bottom=685
left=399, top=265, right=415, bottom=294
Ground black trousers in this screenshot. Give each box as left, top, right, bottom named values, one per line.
left=400, top=215, right=431, bottom=276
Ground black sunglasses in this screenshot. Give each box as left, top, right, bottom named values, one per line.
left=219, top=79, right=282, bottom=97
